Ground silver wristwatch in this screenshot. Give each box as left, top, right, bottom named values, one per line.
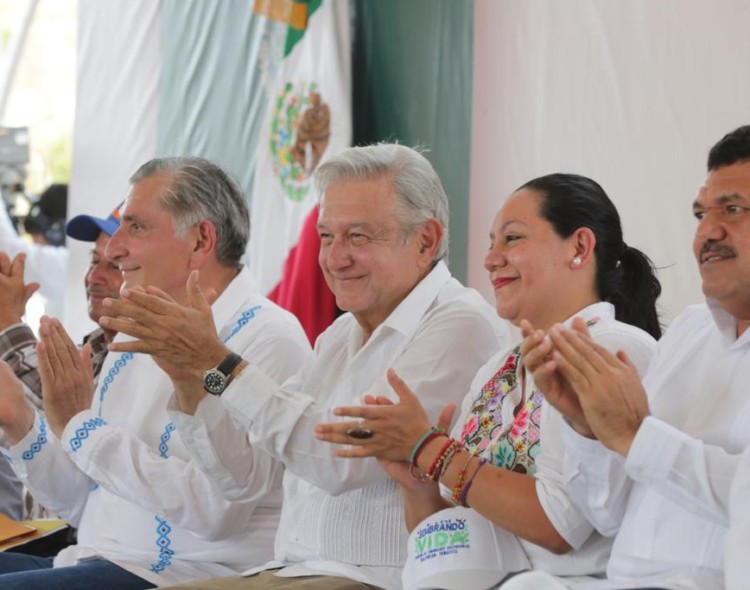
left=203, top=352, right=243, bottom=396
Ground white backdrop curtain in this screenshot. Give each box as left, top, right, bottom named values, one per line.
left=469, top=0, right=750, bottom=325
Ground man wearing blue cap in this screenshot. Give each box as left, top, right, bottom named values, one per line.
left=0, top=204, right=122, bottom=519
left=0, top=203, right=123, bottom=409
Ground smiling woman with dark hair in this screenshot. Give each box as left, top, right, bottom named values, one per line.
left=316, top=172, right=662, bottom=584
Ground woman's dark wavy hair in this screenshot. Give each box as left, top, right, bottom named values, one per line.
left=519, top=173, right=662, bottom=339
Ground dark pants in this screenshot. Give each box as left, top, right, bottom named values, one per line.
left=0, top=553, right=156, bottom=590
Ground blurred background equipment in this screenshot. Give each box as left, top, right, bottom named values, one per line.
left=0, top=126, right=30, bottom=224
left=23, top=183, right=67, bottom=247
left=0, top=124, right=68, bottom=328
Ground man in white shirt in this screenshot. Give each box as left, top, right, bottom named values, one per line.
left=0, top=157, right=311, bottom=590
left=511, top=125, right=750, bottom=590
left=726, top=445, right=750, bottom=590
left=102, top=144, right=510, bottom=590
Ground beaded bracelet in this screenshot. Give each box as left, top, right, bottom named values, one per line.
left=450, top=451, right=477, bottom=504
left=431, top=439, right=461, bottom=482
left=411, top=435, right=453, bottom=482
left=458, top=458, right=487, bottom=507
left=409, top=426, right=445, bottom=467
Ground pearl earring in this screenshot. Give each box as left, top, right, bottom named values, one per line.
left=572, top=256, right=582, bottom=267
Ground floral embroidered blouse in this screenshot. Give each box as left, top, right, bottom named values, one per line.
left=459, top=318, right=601, bottom=475
left=444, top=301, right=658, bottom=574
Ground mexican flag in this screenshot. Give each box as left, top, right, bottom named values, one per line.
left=248, top=0, right=351, bottom=314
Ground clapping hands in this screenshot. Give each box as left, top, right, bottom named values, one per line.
left=520, top=317, right=649, bottom=456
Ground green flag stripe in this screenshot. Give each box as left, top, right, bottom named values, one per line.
left=284, top=0, right=322, bottom=56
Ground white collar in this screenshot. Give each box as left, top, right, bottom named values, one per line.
left=706, top=297, right=750, bottom=346
left=211, top=265, right=258, bottom=333
left=371, top=260, right=452, bottom=340
left=562, top=301, right=616, bottom=328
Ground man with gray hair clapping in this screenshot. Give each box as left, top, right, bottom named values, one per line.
left=0, top=157, right=310, bottom=589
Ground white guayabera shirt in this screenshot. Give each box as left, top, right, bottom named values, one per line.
left=171, top=261, right=511, bottom=590
left=5, top=268, right=311, bottom=587
left=550, top=301, right=750, bottom=590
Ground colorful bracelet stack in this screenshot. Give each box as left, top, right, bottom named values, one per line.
left=409, top=427, right=444, bottom=465
left=408, top=426, right=489, bottom=506
left=408, top=426, right=445, bottom=481
left=425, top=438, right=460, bottom=481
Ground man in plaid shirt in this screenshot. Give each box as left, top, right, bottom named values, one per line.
left=0, top=203, right=122, bottom=518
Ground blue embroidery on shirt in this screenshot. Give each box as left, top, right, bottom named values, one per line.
left=20, top=417, right=48, bottom=461
left=148, top=516, right=174, bottom=573
left=158, top=422, right=176, bottom=458
left=69, top=417, right=108, bottom=453
left=97, top=352, right=135, bottom=416
left=224, top=305, right=262, bottom=342
left=142, top=305, right=262, bottom=573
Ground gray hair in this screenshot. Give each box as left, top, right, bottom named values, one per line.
left=315, top=143, right=449, bottom=264
left=129, top=157, right=249, bottom=267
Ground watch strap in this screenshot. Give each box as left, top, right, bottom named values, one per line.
left=203, top=352, right=244, bottom=396
left=216, top=352, right=243, bottom=380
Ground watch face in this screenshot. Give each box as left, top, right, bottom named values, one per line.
left=204, top=369, right=227, bottom=395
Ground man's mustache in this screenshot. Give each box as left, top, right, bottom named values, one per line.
left=87, top=287, right=119, bottom=298
left=699, top=241, right=736, bottom=261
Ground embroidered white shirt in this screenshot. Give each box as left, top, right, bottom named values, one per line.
left=5, top=267, right=311, bottom=586
left=446, top=302, right=656, bottom=577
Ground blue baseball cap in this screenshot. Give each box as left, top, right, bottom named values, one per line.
left=66, top=202, right=123, bottom=242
